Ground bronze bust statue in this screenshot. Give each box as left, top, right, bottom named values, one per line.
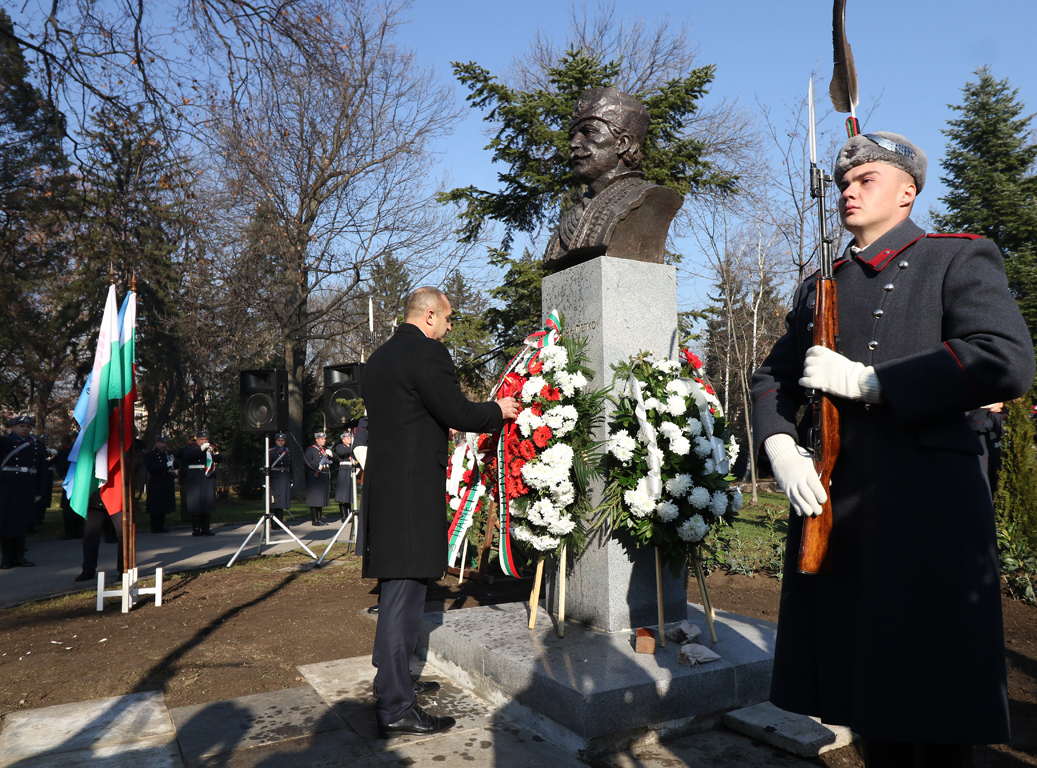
left=543, top=87, right=683, bottom=272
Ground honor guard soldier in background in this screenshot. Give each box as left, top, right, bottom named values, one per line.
left=176, top=430, right=222, bottom=536
left=334, top=431, right=355, bottom=522
left=267, top=433, right=292, bottom=523
left=0, top=415, right=48, bottom=568
left=304, top=431, right=333, bottom=526
left=32, top=434, right=57, bottom=531
left=144, top=434, right=178, bottom=533
left=752, top=131, right=1035, bottom=766
left=54, top=432, right=84, bottom=539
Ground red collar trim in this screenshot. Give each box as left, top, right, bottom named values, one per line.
left=860, top=235, right=925, bottom=272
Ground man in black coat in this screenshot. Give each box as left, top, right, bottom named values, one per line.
left=0, top=416, right=48, bottom=568
left=144, top=435, right=178, bottom=533
left=362, top=286, right=519, bottom=737
left=304, top=432, right=333, bottom=526
left=175, top=430, right=222, bottom=536
left=752, top=132, right=1035, bottom=766
left=267, top=433, right=292, bottom=523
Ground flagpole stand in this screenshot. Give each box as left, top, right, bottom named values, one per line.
left=316, top=510, right=355, bottom=566
left=228, top=437, right=318, bottom=567
left=96, top=567, right=163, bottom=613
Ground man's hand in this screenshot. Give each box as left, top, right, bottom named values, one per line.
left=799, top=346, right=882, bottom=402
left=764, top=434, right=827, bottom=517
left=497, top=396, right=521, bottom=420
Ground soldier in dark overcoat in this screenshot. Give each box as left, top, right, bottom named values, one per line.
left=304, top=432, right=333, bottom=526
left=267, top=433, right=292, bottom=522
left=175, top=429, right=222, bottom=536
left=334, top=431, right=355, bottom=522
left=752, top=132, right=1036, bottom=765
left=0, top=416, right=48, bottom=568
left=361, top=287, right=518, bottom=737
left=54, top=434, right=84, bottom=539
left=144, top=434, right=178, bottom=532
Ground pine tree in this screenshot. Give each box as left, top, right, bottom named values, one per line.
left=933, top=67, right=1037, bottom=346
left=994, top=397, right=1037, bottom=546
left=442, top=269, right=494, bottom=397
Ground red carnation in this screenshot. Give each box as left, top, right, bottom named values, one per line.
left=532, top=425, right=552, bottom=448
left=518, top=440, right=536, bottom=460
left=499, top=372, right=526, bottom=400
left=545, top=386, right=561, bottom=402
left=462, top=469, right=473, bottom=485
left=681, top=349, right=704, bottom=371
left=528, top=356, right=544, bottom=375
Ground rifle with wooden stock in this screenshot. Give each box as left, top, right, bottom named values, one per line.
left=797, top=0, right=862, bottom=574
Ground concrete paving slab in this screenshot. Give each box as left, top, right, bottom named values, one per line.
left=0, top=690, right=174, bottom=765
left=169, top=686, right=342, bottom=762
left=187, top=728, right=383, bottom=768
left=298, top=656, right=498, bottom=747
left=601, top=728, right=819, bottom=767
left=379, top=721, right=588, bottom=767
left=0, top=735, right=183, bottom=768
left=724, top=701, right=855, bottom=757
left=1, top=522, right=351, bottom=609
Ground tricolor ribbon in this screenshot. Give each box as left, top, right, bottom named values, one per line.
left=485, top=309, right=562, bottom=577
left=446, top=436, right=487, bottom=567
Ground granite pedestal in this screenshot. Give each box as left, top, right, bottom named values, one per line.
left=419, top=602, right=776, bottom=760
left=541, top=256, right=685, bottom=632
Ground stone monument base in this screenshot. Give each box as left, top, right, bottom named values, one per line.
left=418, top=601, right=776, bottom=761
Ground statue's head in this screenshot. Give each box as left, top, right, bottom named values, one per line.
left=568, top=88, right=649, bottom=186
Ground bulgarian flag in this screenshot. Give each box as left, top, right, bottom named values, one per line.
left=100, top=291, right=136, bottom=515
left=62, top=285, right=120, bottom=518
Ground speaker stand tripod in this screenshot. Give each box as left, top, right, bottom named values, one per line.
left=227, top=436, right=318, bottom=567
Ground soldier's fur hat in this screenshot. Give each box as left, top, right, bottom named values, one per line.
left=834, top=131, right=927, bottom=193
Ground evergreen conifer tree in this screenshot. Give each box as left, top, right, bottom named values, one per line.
left=994, top=397, right=1037, bottom=547
left=933, top=67, right=1037, bottom=347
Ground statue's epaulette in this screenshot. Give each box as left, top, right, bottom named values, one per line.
left=926, top=233, right=983, bottom=240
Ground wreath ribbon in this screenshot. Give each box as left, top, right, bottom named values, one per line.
left=446, top=437, right=486, bottom=567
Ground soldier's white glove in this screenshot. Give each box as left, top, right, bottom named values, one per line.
left=764, top=434, right=827, bottom=518
left=799, top=346, right=883, bottom=403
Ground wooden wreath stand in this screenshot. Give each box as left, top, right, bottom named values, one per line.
left=527, top=546, right=566, bottom=638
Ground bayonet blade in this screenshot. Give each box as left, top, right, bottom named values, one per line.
left=808, top=77, right=817, bottom=166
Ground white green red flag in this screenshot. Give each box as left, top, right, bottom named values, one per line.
left=100, top=291, right=136, bottom=515
left=62, top=285, right=120, bottom=518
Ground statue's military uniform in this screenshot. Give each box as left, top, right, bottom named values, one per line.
left=752, top=219, right=1035, bottom=743
left=0, top=417, right=48, bottom=568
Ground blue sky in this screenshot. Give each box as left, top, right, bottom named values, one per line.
left=396, top=0, right=1037, bottom=309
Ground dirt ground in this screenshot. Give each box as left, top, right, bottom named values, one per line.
left=1, top=551, right=1034, bottom=767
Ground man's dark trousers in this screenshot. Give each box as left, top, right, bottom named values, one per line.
left=373, top=577, right=428, bottom=726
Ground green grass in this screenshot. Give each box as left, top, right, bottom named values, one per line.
left=703, top=489, right=790, bottom=578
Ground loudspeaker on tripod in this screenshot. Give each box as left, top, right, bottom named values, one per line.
left=240, top=369, right=289, bottom=432
left=324, top=363, right=364, bottom=427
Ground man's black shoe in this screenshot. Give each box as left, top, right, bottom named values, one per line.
left=12, top=557, right=34, bottom=567
left=379, top=705, right=455, bottom=738
left=192, top=531, right=203, bottom=537
left=367, top=605, right=379, bottom=615
left=74, top=570, right=96, bottom=582
left=413, top=680, right=440, bottom=696
left=0, top=560, right=12, bottom=570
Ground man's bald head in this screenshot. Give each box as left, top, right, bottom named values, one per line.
left=404, top=287, right=448, bottom=320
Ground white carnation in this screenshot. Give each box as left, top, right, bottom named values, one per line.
left=703, top=458, right=716, bottom=474
left=730, top=488, right=744, bottom=513
left=666, top=394, right=687, bottom=417
left=656, top=500, right=679, bottom=522
left=694, top=436, right=712, bottom=458
left=711, top=490, right=728, bottom=517
left=669, top=435, right=691, bottom=456
left=678, top=514, right=710, bottom=542
left=665, top=378, right=692, bottom=398
left=659, top=421, right=682, bottom=440
left=624, top=477, right=659, bottom=518
left=688, top=486, right=711, bottom=509
left=607, top=431, right=637, bottom=463
left=653, top=358, right=680, bottom=375
left=520, top=376, right=548, bottom=403
left=643, top=397, right=663, bottom=412
left=538, top=345, right=568, bottom=373
left=449, top=497, right=461, bottom=511
left=685, top=418, right=702, bottom=436
left=515, top=408, right=544, bottom=437
left=665, top=473, right=693, bottom=497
